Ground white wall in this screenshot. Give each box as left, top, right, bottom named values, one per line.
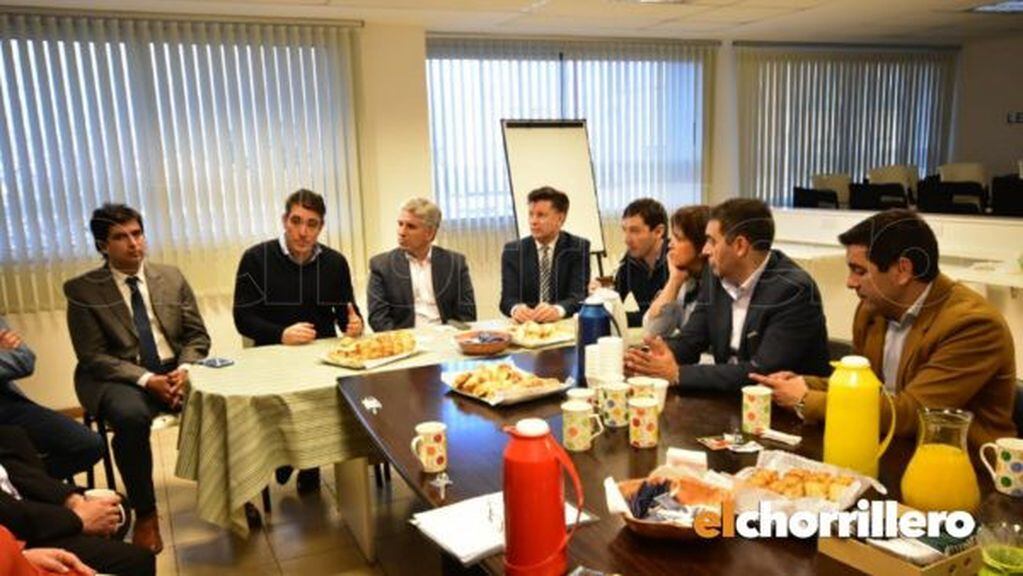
left=352, top=24, right=433, bottom=261
left=953, top=35, right=1023, bottom=177
left=710, top=41, right=740, bottom=205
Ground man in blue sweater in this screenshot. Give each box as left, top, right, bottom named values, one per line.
left=233, top=189, right=364, bottom=496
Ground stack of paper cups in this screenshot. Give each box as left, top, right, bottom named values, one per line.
left=584, top=344, right=602, bottom=387
left=596, top=336, right=624, bottom=382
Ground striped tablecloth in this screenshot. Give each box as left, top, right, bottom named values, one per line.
left=174, top=321, right=583, bottom=536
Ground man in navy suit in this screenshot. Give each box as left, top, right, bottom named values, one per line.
left=500, top=187, right=590, bottom=323
left=626, top=198, right=830, bottom=391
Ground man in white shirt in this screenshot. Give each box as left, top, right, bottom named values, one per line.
left=64, top=203, right=211, bottom=554
left=367, top=198, right=477, bottom=331
left=626, top=198, right=830, bottom=391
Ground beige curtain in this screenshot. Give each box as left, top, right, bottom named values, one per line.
left=0, top=13, right=362, bottom=313
left=736, top=43, right=958, bottom=206
left=426, top=36, right=716, bottom=315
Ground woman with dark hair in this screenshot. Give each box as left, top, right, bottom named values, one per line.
left=643, top=205, right=710, bottom=337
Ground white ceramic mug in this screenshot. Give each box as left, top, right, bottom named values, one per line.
left=600, top=381, right=630, bottom=428
left=628, top=397, right=659, bottom=449
left=410, top=421, right=448, bottom=473
left=561, top=400, right=605, bottom=452
left=980, top=437, right=1023, bottom=497
left=626, top=376, right=656, bottom=400
left=566, top=387, right=597, bottom=410
left=741, top=385, right=772, bottom=435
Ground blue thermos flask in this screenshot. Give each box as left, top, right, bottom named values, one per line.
left=576, top=296, right=612, bottom=387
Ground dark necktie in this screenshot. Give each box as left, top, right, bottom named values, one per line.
left=539, top=245, right=552, bottom=303
left=126, top=276, right=162, bottom=373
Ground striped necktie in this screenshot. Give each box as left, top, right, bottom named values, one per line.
left=539, top=244, right=552, bottom=303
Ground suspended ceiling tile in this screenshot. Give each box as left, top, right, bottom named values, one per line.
left=684, top=4, right=795, bottom=22
left=539, top=0, right=714, bottom=18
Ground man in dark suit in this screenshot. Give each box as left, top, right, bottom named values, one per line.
left=368, top=197, right=476, bottom=331
left=500, top=187, right=591, bottom=323
left=0, top=425, right=155, bottom=575
left=0, top=316, right=104, bottom=480
left=64, top=204, right=211, bottom=554
left=626, top=198, right=830, bottom=391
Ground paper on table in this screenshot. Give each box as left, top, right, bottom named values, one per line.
left=761, top=428, right=802, bottom=446
left=410, top=492, right=594, bottom=566
left=665, top=448, right=707, bottom=472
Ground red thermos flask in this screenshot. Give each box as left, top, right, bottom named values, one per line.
left=503, top=418, right=584, bottom=576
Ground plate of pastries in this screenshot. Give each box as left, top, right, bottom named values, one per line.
left=441, top=362, right=571, bottom=405
left=323, top=330, right=417, bottom=369
left=731, top=451, right=880, bottom=511
left=509, top=321, right=575, bottom=348
left=741, top=467, right=856, bottom=502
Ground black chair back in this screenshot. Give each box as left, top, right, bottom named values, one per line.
left=992, top=175, right=1023, bottom=217
left=793, top=187, right=839, bottom=209
left=849, top=183, right=908, bottom=210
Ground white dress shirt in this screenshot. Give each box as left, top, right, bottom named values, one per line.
left=0, top=463, right=22, bottom=500
left=110, top=262, right=176, bottom=386
left=882, top=283, right=933, bottom=392
left=405, top=248, right=442, bottom=327
left=721, top=256, right=770, bottom=363
left=279, top=235, right=321, bottom=264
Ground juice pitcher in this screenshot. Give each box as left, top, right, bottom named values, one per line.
left=823, top=355, right=896, bottom=478
left=901, top=408, right=981, bottom=513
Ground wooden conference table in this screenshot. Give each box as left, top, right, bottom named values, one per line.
left=338, top=346, right=1023, bottom=576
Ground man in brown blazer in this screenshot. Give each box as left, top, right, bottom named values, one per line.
left=64, top=203, right=211, bottom=554
left=752, top=209, right=1016, bottom=448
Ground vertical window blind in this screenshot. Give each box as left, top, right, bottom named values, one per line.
left=736, top=44, right=958, bottom=206
left=0, top=13, right=361, bottom=313
left=426, top=37, right=715, bottom=307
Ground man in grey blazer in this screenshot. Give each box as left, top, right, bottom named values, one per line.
left=368, top=197, right=477, bottom=331
left=64, top=204, right=211, bottom=554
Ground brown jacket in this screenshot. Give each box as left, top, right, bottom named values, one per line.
left=803, top=273, right=1017, bottom=448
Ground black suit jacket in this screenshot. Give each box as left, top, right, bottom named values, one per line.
left=669, top=250, right=831, bottom=392
left=0, top=426, right=83, bottom=544
left=366, top=246, right=477, bottom=332
left=500, top=232, right=591, bottom=318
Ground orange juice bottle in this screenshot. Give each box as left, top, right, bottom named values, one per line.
left=901, top=408, right=980, bottom=513
left=823, top=356, right=895, bottom=477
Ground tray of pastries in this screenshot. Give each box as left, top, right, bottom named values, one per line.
left=440, top=362, right=572, bottom=406
left=323, top=330, right=418, bottom=369
left=509, top=321, right=575, bottom=348
left=731, top=451, right=885, bottom=513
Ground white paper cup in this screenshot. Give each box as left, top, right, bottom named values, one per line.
left=584, top=344, right=601, bottom=378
